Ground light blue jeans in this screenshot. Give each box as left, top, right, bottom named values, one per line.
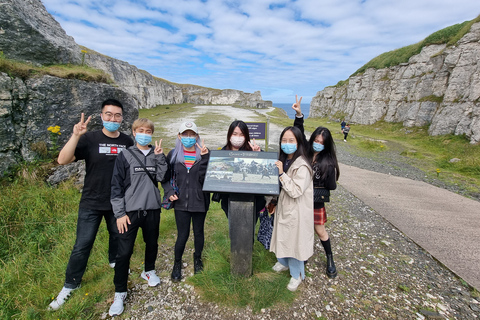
left=277, top=257, right=305, bottom=280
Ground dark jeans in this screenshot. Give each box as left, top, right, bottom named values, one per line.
left=114, top=209, right=160, bottom=292
left=64, top=207, right=118, bottom=289
left=174, top=210, right=207, bottom=261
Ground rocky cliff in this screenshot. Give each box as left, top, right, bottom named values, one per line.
left=0, top=0, right=270, bottom=175
left=0, top=73, right=138, bottom=174
left=310, top=22, right=480, bottom=144
left=82, top=47, right=272, bottom=109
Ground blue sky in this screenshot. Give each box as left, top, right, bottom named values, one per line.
left=41, top=0, right=479, bottom=104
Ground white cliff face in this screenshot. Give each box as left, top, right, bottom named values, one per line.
left=310, top=22, right=480, bottom=144
left=83, top=49, right=272, bottom=110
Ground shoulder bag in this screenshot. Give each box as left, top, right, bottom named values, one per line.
left=313, top=187, right=330, bottom=202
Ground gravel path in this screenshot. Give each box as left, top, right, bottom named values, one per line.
left=101, top=106, right=480, bottom=319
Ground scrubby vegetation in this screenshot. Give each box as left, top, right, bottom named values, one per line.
left=352, top=15, right=480, bottom=76
left=0, top=51, right=111, bottom=83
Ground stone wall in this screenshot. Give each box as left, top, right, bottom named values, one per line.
left=310, top=22, right=480, bottom=144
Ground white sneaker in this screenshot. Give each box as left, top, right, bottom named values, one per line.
left=109, top=262, right=116, bottom=268
left=141, top=270, right=160, bottom=286
left=48, top=286, right=78, bottom=310
left=272, top=262, right=289, bottom=272
left=287, top=276, right=302, bottom=291
left=109, top=292, right=127, bottom=316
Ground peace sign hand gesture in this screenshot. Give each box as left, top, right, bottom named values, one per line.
left=154, top=139, right=163, bottom=155
left=291, top=95, right=302, bottom=117
left=196, top=139, right=209, bottom=155
left=73, top=113, right=92, bottom=137
left=248, top=138, right=261, bottom=151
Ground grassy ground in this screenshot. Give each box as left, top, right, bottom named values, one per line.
left=300, top=117, right=480, bottom=196
left=0, top=51, right=111, bottom=83
left=1, top=104, right=478, bottom=319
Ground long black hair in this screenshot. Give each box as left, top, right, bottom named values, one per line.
left=308, top=126, right=340, bottom=181
left=224, top=120, right=252, bottom=151
left=278, top=126, right=310, bottom=171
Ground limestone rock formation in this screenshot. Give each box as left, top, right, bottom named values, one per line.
left=82, top=48, right=272, bottom=109
left=310, top=22, right=480, bottom=144
left=0, top=0, right=82, bottom=65
left=0, top=72, right=138, bottom=174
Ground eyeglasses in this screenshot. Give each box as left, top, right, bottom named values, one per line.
left=103, top=112, right=123, bottom=121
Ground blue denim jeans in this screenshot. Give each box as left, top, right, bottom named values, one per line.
left=277, top=257, right=305, bottom=280
left=64, top=207, right=118, bottom=289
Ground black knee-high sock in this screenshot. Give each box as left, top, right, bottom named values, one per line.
left=321, top=238, right=333, bottom=255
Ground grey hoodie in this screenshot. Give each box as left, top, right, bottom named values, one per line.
left=111, top=146, right=168, bottom=219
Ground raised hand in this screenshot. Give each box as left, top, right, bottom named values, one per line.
left=248, top=138, right=261, bottom=151
left=291, top=95, right=302, bottom=116
left=196, top=139, right=209, bottom=155
left=73, top=113, right=92, bottom=137
left=154, top=139, right=163, bottom=155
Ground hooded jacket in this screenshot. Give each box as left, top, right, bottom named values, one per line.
left=111, top=146, right=168, bottom=219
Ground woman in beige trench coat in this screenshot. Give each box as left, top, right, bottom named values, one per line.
left=270, top=126, right=314, bottom=291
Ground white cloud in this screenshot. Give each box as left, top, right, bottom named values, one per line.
left=41, top=0, right=480, bottom=103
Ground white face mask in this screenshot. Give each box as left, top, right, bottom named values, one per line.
left=230, top=136, right=245, bottom=148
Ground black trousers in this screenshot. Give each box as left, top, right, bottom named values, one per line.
left=114, top=209, right=160, bottom=292
left=174, top=210, right=207, bottom=261
left=64, top=207, right=117, bottom=289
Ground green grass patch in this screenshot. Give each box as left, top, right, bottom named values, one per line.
left=0, top=51, right=112, bottom=83
left=0, top=163, right=296, bottom=319
left=188, top=202, right=295, bottom=312
left=301, top=117, right=480, bottom=195
left=352, top=15, right=480, bottom=76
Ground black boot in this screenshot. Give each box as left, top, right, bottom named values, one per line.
left=193, top=253, right=203, bottom=274
left=171, top=260, right=182, bottom=282
left=326, top=254, right=337, bottom=279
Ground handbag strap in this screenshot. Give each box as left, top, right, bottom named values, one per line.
left=127, top=149, right=157, bottom=186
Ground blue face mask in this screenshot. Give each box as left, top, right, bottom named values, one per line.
left=103, top=120, right=121, bottom=132
left=181, top=137, right=196, bottom=148
left=281, top=143, right=297, bottom=155
left=135, top=133, right=152, bottom=146
left=312, top=142, right=325, bottom=152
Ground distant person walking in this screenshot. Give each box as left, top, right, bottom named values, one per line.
left=292, top=95, right=339, bottom=278
left=342, top=124, right=350, bottom=142
left=340, top=120, right=346, bottom=131
left=49, top=99, right=134, bottom=311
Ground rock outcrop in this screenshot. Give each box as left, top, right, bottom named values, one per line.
left=0, top=0, right=81, bottom=65
left=310, top=22, right=480, bottom=144
left=0, top=72, right=138, bottom=174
